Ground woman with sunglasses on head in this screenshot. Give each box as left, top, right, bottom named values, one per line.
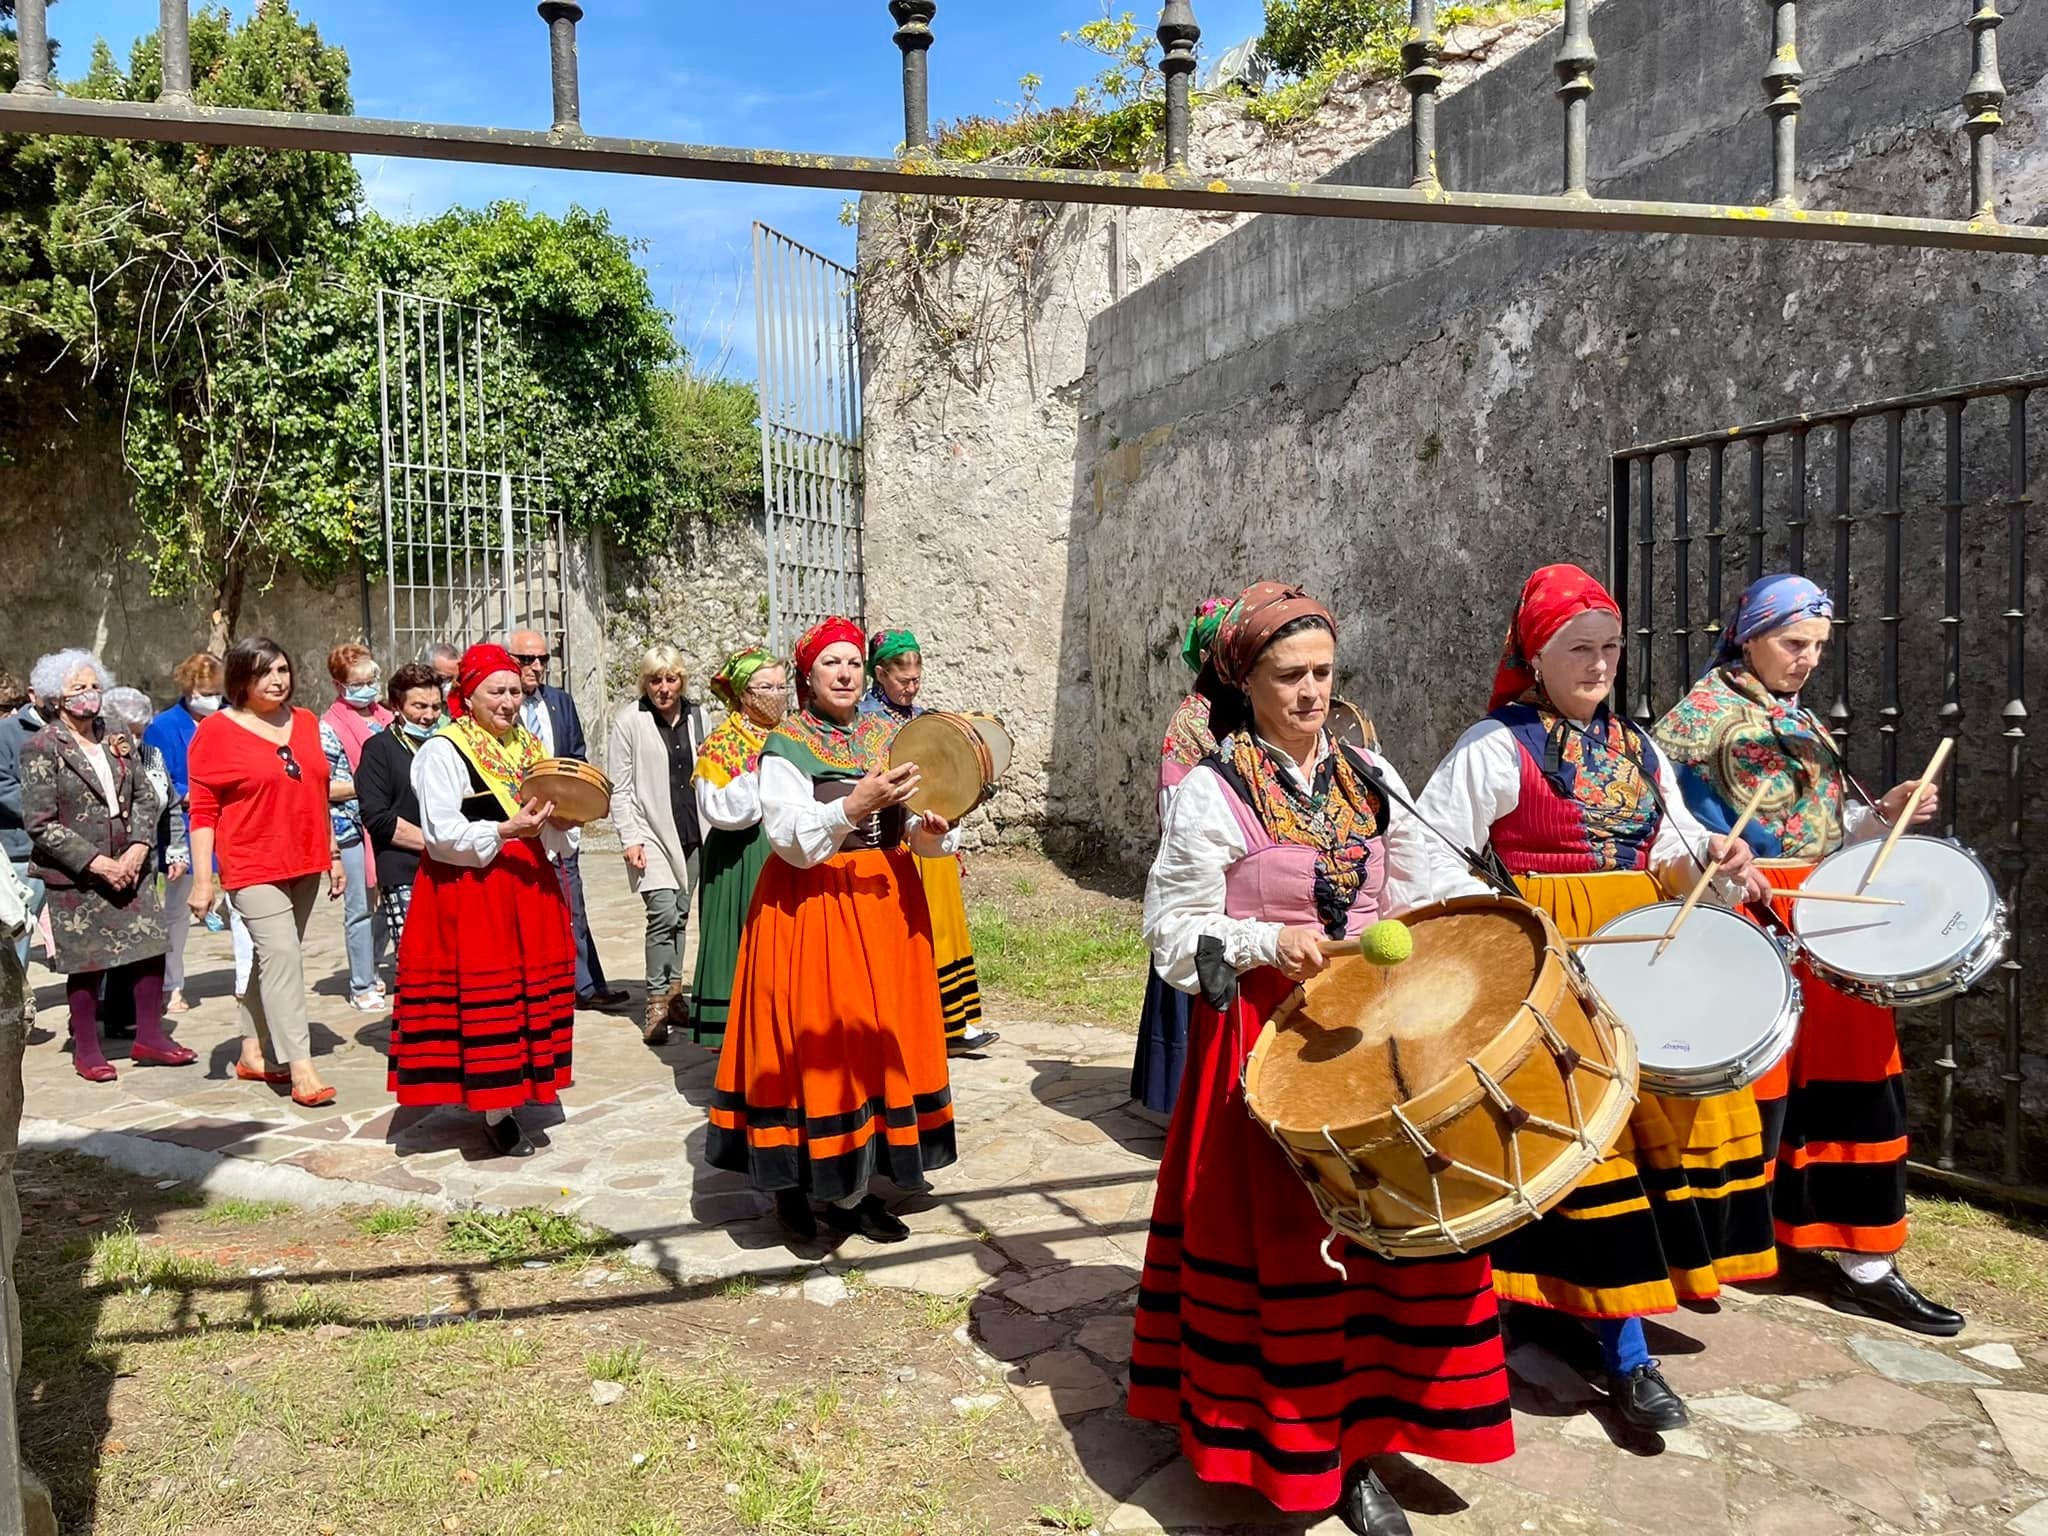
left=187, top=636, right=345, bottom=1108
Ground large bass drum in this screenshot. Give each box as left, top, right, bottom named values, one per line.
left=1242, top=896, right=1638, bottom=1259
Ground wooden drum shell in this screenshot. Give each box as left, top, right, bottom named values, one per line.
left=520, top=757, right=613, bottom=827
left=889, top=712, right=998, bottom=823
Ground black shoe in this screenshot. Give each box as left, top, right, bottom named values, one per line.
left=774, top=1188, right=817, bottom=1243
left=822, top=1194, right=911, bottom=1244
left=577, top=988, right=630, bottom=1009
left=1605, top=1362, right=1689, bottom=1432
left=486, top=1114, right=535, bottom=1158
left=1336, top=1468, right=1412, bottom=1536
left=947, top=1026, right=1001, bottom=1057
left=1830, top=1266, right=1965, bottom=1337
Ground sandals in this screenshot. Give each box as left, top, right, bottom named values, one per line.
left=291, top=1086, right=338, bottom=1109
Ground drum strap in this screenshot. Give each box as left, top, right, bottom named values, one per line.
left=1346, top=758, right=1522, bottom=900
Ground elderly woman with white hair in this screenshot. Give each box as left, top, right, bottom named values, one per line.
left=607, top=643, right=705, bottom=1045
left=20, top=651, right=196, bottom=1080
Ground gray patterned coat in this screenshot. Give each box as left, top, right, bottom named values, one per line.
left=22, top=724, right=165, bottom=975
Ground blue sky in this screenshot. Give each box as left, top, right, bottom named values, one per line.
left=45, top=0, right=1271, bottom=378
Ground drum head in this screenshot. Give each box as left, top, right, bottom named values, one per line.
left=1580, top=903, right=1794, bottom=1079
left=1254, top=904, right=1546, bottom=1133
left=1795, top=836, right=1999, bottom=983
left=962, top=712, right=1014, bottom=782
left=890, top=714, right=987, bottom=821
left=522, top=761, right=611, bottom=825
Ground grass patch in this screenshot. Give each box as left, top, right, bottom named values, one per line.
left=355, top=1204, right=430, bottom=1238
left=444, top=1207, right=619, bottom=1267
left=1902, top=1193, right=2048, bottom=1332
left=90, top=1217, right=224, bottom=1292
left=196, top=1196, right=294, bottom=1226
left=968, top=902, right=1149, bottom=1024
left=918, top=1292, right=974, bottom=1331
left=1036, top=1503, right=1098, bottom=1531
left=588, top=1342, right=649, bottom=1382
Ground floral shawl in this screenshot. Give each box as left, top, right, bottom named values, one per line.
left=1212, top=730, right=1382, bottom=939
left=1652, top=663, right=1846, bottom=859
left=1492, top=702, right=1661, bottom=872
left=1160, top=691, right=1216, bottom=772
left=442, top=716, right=546, bottom=819
left=695, top=710, right=770, bottom=791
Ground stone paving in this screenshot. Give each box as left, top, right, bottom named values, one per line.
left=17, top=854, right=2048, bottom=1533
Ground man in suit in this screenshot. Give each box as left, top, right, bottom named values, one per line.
left=507, top=629, right=628, bottom=1009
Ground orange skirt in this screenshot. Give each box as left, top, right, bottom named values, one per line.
left=707, top=846, right=957, bottom=1201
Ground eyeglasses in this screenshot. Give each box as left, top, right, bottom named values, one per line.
left=746, top=683, right=789, bottom=696
left=510, top=652, right=550, bottom=667
left=275, top=745, right=302, bottom=781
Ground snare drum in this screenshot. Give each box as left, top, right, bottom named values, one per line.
left=1789, top=835, right=2008, bottom=1007
left=519, top=757, right=613, bottom=827
left=1577, top=901, right=1801, bottom=1097
left=1243, top=896, right=1638, bottom=1258
left=889, top=712, right=996, bottom=822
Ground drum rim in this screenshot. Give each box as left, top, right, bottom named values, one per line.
left=1793, top=835, right=2002, bottom=984
left=892, top=712, right=994, bottom=820
left=1580, top=898, right=1799, bottom=1057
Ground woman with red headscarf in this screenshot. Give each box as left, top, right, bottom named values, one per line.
left=1413, top=564, right=1772, bottom=1433
left=708, top=617, right=958, bottom=1245
left=1132, top=582, right=1509, bottom=1536
left=387, top=643, right=576, bottom=1159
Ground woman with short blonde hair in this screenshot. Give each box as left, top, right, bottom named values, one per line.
left=608, top=642, right=705, bottom=1043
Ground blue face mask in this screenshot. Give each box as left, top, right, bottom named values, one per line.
left=343, top=684, right=381, bottom=707
left=400, top=720, right=433, bottom=741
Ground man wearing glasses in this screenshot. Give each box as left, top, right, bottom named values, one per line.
left=506, top=629, right=629, bottom=1010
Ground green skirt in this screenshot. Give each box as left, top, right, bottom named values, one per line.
left=688, top=823, right=772, bottom=1046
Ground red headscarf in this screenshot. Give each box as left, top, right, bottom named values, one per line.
left=1488, top=563, right=1622, bottom=711
left=447, top=643, right=522, bottom=721
left=793, top=617, right=866, bottom=703
left=1211, top=581, right=1337, bottom=688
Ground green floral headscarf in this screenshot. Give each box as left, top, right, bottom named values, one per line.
left=866, top=629, right=921, bottom=676
left=1180, top=597, right=1230, bottom=674
left=711, top=646, right=779, bottom=712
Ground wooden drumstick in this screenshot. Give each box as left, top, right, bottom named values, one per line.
left=1857, top=736, right=1953, bottom=893
left=1569, top=931, right=1673, bottom=946
left=1655, top=780, right=1770, bottom=961
left=1783, top=890, right=1904, bottom=908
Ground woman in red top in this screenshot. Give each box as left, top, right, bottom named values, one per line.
left=187, top=637, right=346, bottom=1107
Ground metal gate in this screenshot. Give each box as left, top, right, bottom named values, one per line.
left=753, top=224, right=863, bottom=654
left=372, top=289, right=569, bottom=667
left=1612, top=374, right=2039, bottom=1196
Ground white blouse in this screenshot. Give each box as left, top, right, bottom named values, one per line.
left=410, top=735, right=572, bottom=868
left=1144, top=737, right=1442, bottom=997
left=756, top=753, right=962, bottom=871
left=696, top=766, right=763, bottom=833
left=1412, top=718, right=1726, bottom=901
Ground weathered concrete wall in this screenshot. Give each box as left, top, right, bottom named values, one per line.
left=1067, top=0, right=2048, bottom=1176
left=857, top=16, right=1559, bottom=848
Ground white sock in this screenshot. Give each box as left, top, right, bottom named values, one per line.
left=484, top=1108, right=513, bottom=1127
left=1838, top=1251, right=1895, bottom=1285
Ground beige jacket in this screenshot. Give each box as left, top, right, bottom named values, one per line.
left=606, top=698, right=704, bottom=896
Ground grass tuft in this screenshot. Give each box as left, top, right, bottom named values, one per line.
left=588, top=1342, right=648, bottom=1383
left=90, top=1217, right=224, bottom=1292
left=355, top=1204, right=430, bottom=1238
left=196, top=1197, right=293, bottom=1226
left=1036, top=1502, right=1098, bottom=1531
left=444, top=1207, right=618, bottom=1266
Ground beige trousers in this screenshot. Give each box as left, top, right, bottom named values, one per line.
left=227, top=875, right=320, bottom=1068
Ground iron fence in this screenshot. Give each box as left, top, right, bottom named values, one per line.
left=1612, top=372, right=2037, bottom=1194
left=374, top=289, right=568, bottom=668
left=754, top=225, right=864, bottom=654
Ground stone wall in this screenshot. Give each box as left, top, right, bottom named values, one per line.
left=856, top=15, right=1560, bottom=849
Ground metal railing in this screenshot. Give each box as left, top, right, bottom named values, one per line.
left=754, top=226, right=864, bottom=655
left=1612, top=372, right=2036, bottom=1192
left=0, top=2, right=2042, bottom=257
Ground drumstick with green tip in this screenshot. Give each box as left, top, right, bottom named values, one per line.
left=1856, top=735, right=1953, bottom=893
left=1655, top=781, right=1770, bottom=961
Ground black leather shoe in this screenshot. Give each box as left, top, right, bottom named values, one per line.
left=1336, top=1468, right=1412, bottom=1536
left=1606, top=1362, right=1689, bottom=1432
left=1830, top=1266, right=1965, bottom=1337
left=485, top=1114, right=535, bottom=1158
left=775, top=1188, right=818, bottom=1243
left=823, top=1194, right=911, bottom=1244
left=947, top=1027, right=1001, bottom=1057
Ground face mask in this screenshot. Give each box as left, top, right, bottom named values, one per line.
left=438, top=679, right=453, bottom=699
left=61, top=690, right=102, bottom=720
left=343, top=684, right=381, bottom=707
left=188, top=694, right=222, bottom=717
left=401, top=720, right=433, bottom=741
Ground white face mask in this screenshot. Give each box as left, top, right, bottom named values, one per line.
left=188, top=694, right=223, bottom=717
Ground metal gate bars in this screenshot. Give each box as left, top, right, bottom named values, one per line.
left=374, top=289, right=569, bottom=668
left=754, top=226, right=864, bottom=655
left=1612, top=373, right=2036, bottom=1195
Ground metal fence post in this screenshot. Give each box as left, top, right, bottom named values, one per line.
left=890, top=1, right=937, bottom=155
left=1159, top=1, right=1201, bottom=173
left=1610, top=454, right=1633, bottom=718
left=1555, top=0, right=1596, bottom=196
left=1404, top=0, right=1443, bottom=191
left=12, top=0, right=53, bottom=96
left=1764, top=1, right=1803, bottom=207
left=1999, top=388, right=2030, bottom=1183
left=158, top=0, right=193, bottom=106
left=1965, top=1, right=2006, bottom=221
left=539, top=2, right=585, bottom=135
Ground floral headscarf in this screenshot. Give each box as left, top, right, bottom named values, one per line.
left=1716, top=574, right=1834, bottom=665
left=866, top=629, right=921, bottom=675
left=710, top=646, right=779, bottom=713
left=1211, top=582, right=1337, bottom=689
left=1179, top=597, right=1230, bottom=675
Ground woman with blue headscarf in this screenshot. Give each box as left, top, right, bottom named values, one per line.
left=1655, top=574, right=1956, bottom=1338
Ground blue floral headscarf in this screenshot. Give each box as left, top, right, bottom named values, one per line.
left=1716, top=574, right=1835, bottom=664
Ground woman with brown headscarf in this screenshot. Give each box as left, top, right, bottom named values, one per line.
left=1129, top=583, right=1509, bottom=1536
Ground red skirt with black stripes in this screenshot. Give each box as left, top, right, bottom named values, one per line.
left=1754, top=866, right=1910, bottom=1254
left=387, top=837, right=576, bottom=1111
left=1127, top=969, right=1513, bottom=1513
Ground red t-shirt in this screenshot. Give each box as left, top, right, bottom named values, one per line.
left=186, top=708, right=333, bottom=891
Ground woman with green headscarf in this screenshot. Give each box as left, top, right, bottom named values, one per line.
left=859, top=628, right=999, bottom=1056
left=687, top=647, right=790, bottom=1047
